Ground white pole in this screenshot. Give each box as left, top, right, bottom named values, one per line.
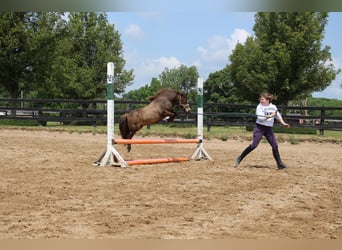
left=94, top=62, right=128, bottom=167
left=106, top=62, right=114, bottom=158
left=197, top=77, right=204, bottom=142
left=191, top=78, right=213, bottom=161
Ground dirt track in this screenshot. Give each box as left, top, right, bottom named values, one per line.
left=0, top=129, right=341, bottom=239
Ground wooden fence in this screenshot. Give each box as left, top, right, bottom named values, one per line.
left=1, top=98, right=342, bottom=135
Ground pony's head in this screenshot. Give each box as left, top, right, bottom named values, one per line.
left=177, top=92, right=191, bottom=113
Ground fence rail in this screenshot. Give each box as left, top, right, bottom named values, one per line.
left=1, top=98, right=342, bottom=135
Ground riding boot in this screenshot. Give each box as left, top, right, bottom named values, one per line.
left=235, top=145, right=253, bottom=167
left=272, top=148, right=287, bottom=169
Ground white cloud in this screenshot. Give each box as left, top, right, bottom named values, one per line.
left=197, top=28, right=250, bottom=63
left=140, top=56, right=181, bottom=74
left=124, top=24, right=144, bottom=39
left=197, top=35, right=229, bottom=62
left=195, top=28, right=251, bottom=79
left=125, top=28, right=252, bottom=90
left=197, top=35, right=226, bottom=62
left=227, top=28, right=251, bottom=52
left=125, top=56, right=182, bottom=91
left=124, top=28, right=252, bottom=92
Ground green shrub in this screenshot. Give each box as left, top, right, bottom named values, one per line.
left=220, top=135, right=228, bottom=141
left=184, top=133, right=196, bottom=139
left=0, top=119, right=39, bottom=126
left=289, top=135, right=300, bottom=145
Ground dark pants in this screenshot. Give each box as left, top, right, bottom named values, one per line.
left=250, top=123, right=278, bottom=150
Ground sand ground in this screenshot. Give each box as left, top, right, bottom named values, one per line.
left=0, top=129, right=341, bottom=239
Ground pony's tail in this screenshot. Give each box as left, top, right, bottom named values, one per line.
left=119, top=113, right=132, bottom=152
left=119, top=113, right=129, bottom=139
left=147, top=95, right=155, bottom=102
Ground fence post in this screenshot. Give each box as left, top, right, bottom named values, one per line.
left=319, top=108, right=325, bottom=136
left=10, top=98, right=17, bottom=117
left=92, top=101, right=97, bottom=127
left=207, top=106, right=211, bottom=132
left=36, top=101, right=47, bottom=126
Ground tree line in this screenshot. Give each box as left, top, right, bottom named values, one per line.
left=0, top=12, right=340, bottom=107
left=0, top=12, right=133, bottom=100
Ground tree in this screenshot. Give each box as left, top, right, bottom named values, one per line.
left=204, top=65, right=242, bottom=104
left=43, top=12, right=133, bottom=99
left=123, top=65, right=199, bottom=103
left=0, top=12, right=33, bottom=98
left=230, top=12, right=340, bottom=105
left=123, top=77, right=162, bottom=101
left=158, top=64, right=199, bottom=102
left=28, top=12, right=67, bottom=98
left=0, top=12, right=133, bottom=100
left=0, top=12, right=67, bottom=98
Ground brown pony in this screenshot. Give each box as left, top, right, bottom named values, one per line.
left=119, top=88, right=191, bottom=152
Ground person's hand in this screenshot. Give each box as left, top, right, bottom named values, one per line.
left=265, top=112, right=276, bottom=119
left=283, top=123, right=290, bottom=128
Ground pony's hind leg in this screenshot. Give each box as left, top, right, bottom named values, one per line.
left=126, top=130, right=138, bottom=152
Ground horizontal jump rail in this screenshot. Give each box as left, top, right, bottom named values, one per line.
left=126, top=157, right=190, bottom=165
left=113, top=138, right=200, bottom=145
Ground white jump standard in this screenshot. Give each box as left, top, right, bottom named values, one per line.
left=190, top=77, right=212, bottom=161
left=94, top=62, right=126, bottom=167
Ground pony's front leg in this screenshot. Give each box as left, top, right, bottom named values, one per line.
left=163, top=111, right=176, bottom=122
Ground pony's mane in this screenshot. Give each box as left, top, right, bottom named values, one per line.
left=155, top=88, right=178, bottom=96
left=148, top=88, right=179, bottom=101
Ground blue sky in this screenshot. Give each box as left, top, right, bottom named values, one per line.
left=107, top=12, right=342, bottom=100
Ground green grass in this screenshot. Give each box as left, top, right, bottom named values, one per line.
left=0, top=119, right=40, bottom=126
left=0, top=122, right=341, bottom=144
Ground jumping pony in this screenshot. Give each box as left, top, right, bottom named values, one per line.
left=119, top=88, right=191, bottom=152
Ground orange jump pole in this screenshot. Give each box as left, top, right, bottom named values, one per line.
left=113, top=138, right=200, bottom=145
left=126, top=157, right=190, bottom=165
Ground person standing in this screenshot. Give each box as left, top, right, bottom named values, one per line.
left=235, top=92, right=290, bottom=169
